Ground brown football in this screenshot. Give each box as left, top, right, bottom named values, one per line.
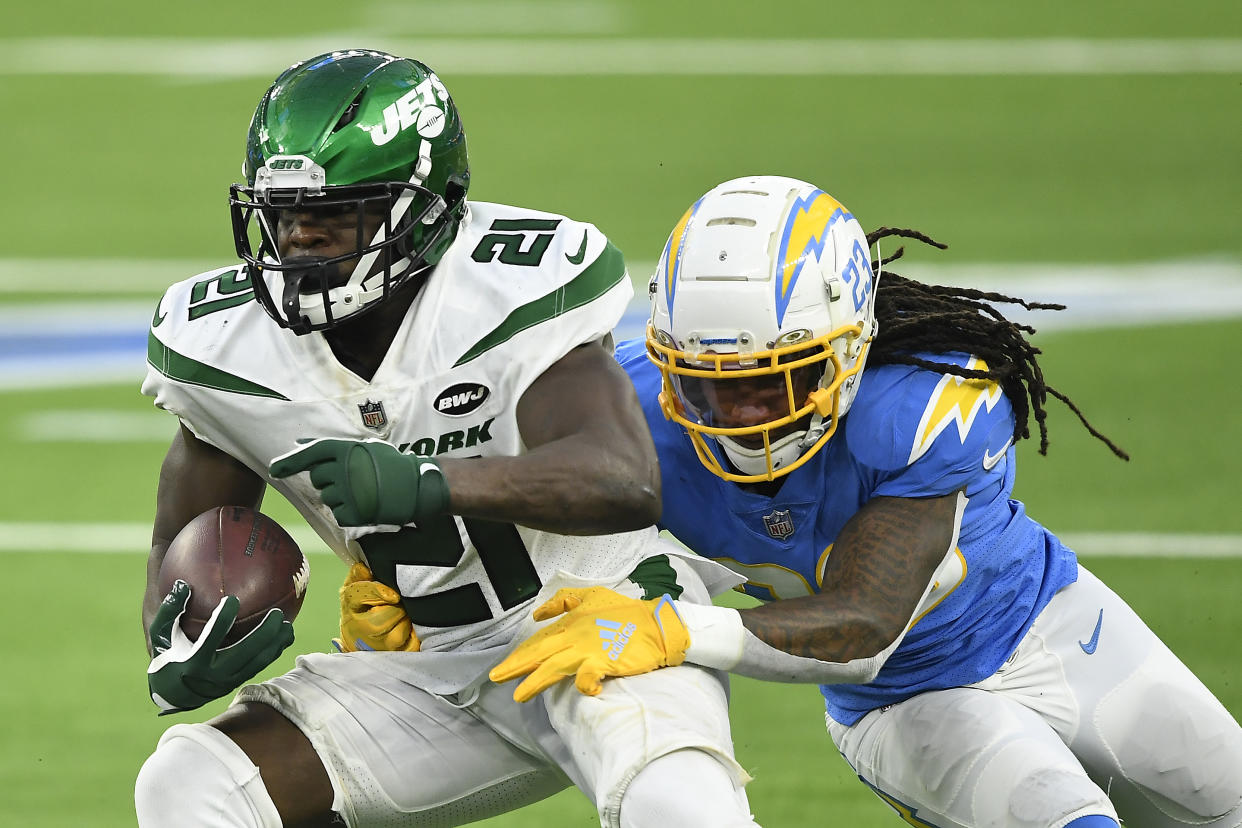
left=157, top=506, right=309, bottom=645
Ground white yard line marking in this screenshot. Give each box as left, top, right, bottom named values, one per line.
left=0, top=260, right=219, bottom=293
left=3, top=37, right=1241, bottom=77
left=359, top=1, right=628, bottom=35
left=14, top=410, right=176, bottom=442
left=1, top=522, right=1238, bottom=558
left=0, top=522, right=332, bottom=555
left=1059, top=533, right=1242, bottom=558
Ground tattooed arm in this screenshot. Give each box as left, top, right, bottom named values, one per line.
left=488, top=490, right=967, bottom=697
left=677, top=490, right=965, bottom=683
left=743, top=492, right=957, bottom=660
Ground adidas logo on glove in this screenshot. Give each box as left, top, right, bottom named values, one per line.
left=489, top=588, right=692, bottom=703
left=597, top=619, right=639, bottom=661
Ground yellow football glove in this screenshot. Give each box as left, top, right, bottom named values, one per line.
left=489, top=586, right=689, bottom=702
left=333, top=563, right=420, bottom=653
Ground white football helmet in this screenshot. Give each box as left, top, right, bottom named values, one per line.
left=647, top=175, right=879, bottom=482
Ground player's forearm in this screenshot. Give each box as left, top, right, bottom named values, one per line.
left=675, top=598, right=904, bottom=685
left=142, top=544, right=170, bottom=654
left=739, top=595, right=897, bottom=662
left=674, top=492, right=967, bottom=683
left=438, top=439, right=660, bottom=534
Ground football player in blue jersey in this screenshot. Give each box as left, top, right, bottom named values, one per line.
left=492, top=176, right=1242, bottom=828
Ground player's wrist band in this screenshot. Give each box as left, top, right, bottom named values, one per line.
left=411, top=457, right=451, bottom=520
left=676, top=603, right=746, bottom=669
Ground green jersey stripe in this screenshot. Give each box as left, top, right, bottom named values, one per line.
left=188, top=292, right=255, bottom=320
left=455, top=241, right=627, bottom=366
left=489, top=219, right=562, bottom=231
left=628, top=554, right=685, bottom=601
left=147, top=333, right=289, bottom=400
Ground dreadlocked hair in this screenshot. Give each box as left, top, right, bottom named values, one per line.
left=864, top=226, right=1128, bottom=461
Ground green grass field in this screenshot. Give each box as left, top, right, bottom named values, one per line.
left=2, top=1, right=1240, bottom=825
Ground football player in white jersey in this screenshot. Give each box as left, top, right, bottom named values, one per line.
left=492, top=176, right=1242, bottom=827
left=134, top=51, right=759, bottom=828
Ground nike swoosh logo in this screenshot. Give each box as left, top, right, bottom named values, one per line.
left=1079, top=609, right=1104, bottom=655
left=982, top=438, right=1013, bottom=470
left=565, top=230, right=588, bottom=265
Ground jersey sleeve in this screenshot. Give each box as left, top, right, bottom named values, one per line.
left=448, top=209, right=633, bottom=390
left=614, top=337, right=649, bottom=376
left=140, top=276, right=216, bottom=437
left=140, top=266, right=291, bottom=455
left=524, top=226, right=631, bottom=353
left=845, top=355, right=1017, bottom=498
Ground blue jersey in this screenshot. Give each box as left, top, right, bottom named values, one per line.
left=615, top=339, right=1079, bottom=725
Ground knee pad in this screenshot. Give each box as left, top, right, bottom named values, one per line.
left=1096, top=654, right=1242, bottom=822
left=135, top=723, right=282, bottom=828
left=545, top=663, right=750, bottom=827
left=618, top=749, right=757, bottom=828
left=976, top=741, right=1116, bottom=828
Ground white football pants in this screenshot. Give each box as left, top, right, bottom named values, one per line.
left=828, top=565, right=1242, bottom=828
left=137, top=554, right=756, bottom=827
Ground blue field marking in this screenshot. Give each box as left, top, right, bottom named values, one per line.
left=0, top=301, right=153, bottom=389
left=0, top=298, right=649, bottom=390
left=0, top=329, right=144, bottom=358
left=5, top=258, right=1242, bottom=389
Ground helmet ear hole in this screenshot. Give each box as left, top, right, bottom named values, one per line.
left=444, top=180, right=466, bottom=211
left=333, top=90, right=365, bottom=132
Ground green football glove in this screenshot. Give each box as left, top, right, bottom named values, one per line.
left=269, top=438, right=450, bottom=527
left=147, top=580, right=294, bottom=715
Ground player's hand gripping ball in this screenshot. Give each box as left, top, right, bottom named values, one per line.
left=147, top=506, right=307, bottom=714
left=334, top=562, right=421, bottom=653
left=156, top=505, right=309, bottom=643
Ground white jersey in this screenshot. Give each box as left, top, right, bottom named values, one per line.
left=142, top=200, right=667, bottom=679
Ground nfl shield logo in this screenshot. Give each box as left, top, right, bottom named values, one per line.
left=358, top=399, right=387, bottom=430
left=762, top=509, right=795, bottom=541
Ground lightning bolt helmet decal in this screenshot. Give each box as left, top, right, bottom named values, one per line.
left=775, top=189, right=850, bottom=326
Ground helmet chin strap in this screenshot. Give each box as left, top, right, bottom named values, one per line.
left=798, top=410, right=829, bottom=449
left=295, top=254, right=416, bottom=327
left=717, top=428, right=810, bottom=476
left=715, top=384, right=834, bottom=477
left=297, top=140, right=438, bottom=328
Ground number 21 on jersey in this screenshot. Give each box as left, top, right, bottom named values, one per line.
left=359, top=515, right=542, bottom=628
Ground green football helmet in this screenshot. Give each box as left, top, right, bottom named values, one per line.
left=229, top=49, right=470, bottom=334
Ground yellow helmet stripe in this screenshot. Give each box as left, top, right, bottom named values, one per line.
left=661, top=194, right=706, bottom=323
